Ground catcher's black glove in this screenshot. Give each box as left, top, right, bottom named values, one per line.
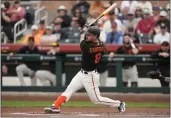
left=147, top=71, right=161, bottom=79
left=147, top=70, right=170, bottom=82
left=147, top=70, right=170, bottom=83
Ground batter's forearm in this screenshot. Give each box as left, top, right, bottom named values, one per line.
left=80, top=33, right=86, bottom=42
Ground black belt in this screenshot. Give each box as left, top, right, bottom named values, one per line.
left=81, top=69, right=97, bottom=74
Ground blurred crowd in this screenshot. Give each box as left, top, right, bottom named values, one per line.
left=1, top=0, right=170, bottom=45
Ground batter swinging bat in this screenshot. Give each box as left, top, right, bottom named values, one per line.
left=89, top=3, right=117, bottom=26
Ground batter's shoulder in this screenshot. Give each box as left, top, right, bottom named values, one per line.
left=80, top=40, right=86, bottom=49
left=80, top=40, right=91, bottom=51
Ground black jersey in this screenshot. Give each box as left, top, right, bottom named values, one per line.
left=16, top=46, right=41, bottom=71
left=80, top=40, right=106, bottom=71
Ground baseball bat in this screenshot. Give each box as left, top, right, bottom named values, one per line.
left=89, top=3, right=117, bottom=26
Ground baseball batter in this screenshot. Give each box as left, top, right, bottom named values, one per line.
left=44, top=26, right=126, bottom=113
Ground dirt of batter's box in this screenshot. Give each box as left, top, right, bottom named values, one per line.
left=1, top=93, right=170, bottom=102
left=1, top=107, right=170, bottom=117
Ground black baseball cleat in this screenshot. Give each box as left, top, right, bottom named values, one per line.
left=44, top=104, right=60, bottom=114
left=118, top=102, right=126, bottom=113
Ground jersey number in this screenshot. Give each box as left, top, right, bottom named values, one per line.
left=95, top=53, right=102, bottom=64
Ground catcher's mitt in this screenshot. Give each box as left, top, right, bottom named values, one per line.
left=147, top=71, right=161, bottom=79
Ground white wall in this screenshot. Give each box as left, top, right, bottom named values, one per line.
left=2, top=76, right=162, bottom=87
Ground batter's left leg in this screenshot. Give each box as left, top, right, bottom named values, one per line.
left=54, top=71, right=84, bottom=108
left=44, top=71, right=84, bottom=113
left=82, top=72, right=125, bottom=112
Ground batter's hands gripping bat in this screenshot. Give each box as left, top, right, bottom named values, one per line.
left=89, top=3, right=117, bottom=26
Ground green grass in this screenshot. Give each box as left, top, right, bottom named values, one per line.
left=1, top=101, right=169, bottom=108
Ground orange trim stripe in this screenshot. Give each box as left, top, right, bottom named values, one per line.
left=90, top=74, right=113, bottom=104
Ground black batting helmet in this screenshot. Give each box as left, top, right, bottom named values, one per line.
left=85, top=26, right=100, bottom=38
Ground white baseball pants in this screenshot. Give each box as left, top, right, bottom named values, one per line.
left=15, top=64, right=37, bottom=86
left=122, top=65, right=138, bottom=82
left=35, top=70, right=56, bottom=86
left=61, top=69, right=121, bottom=107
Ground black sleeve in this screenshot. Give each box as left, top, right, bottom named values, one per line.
left=34, top=46, right=42, bottom=54
left=35, top=47, right=48, bottom=55
left=18, top=46, right=27, bottom=54
left=116, top=46, right=124, bottom=54
left=151, top=50, right=160, bottom=58
left=80, top=40, right=85, bottom=49
left=80, top=40, right=89, bottom=52
left=63, top=15, right=72, bottom=27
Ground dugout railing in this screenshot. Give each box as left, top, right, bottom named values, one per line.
left=1, top=54, right=169, bottom=93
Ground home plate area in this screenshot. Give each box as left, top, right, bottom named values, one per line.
left=4, top=107, right=169, bottom=118
left=9, top=111, right=169, bottom=118
left=2, top=93, right=170, bottom=117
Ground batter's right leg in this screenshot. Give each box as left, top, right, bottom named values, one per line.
left=82, top=72, right=125, bottom=112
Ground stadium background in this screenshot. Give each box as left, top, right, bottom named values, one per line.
left=1, top=0, right=170, bottom=117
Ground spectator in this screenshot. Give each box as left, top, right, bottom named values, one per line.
left=52, top=22, right=63, bottom=41
left=53, top=5, right=72, bottom=28
left=127, top=27, right=140, bottom=44
left=120, top=1, right=131, bottom=12
left=6, top=0, right=25, bottom=26
left=61, top=17, right=81, bottom=42
left=149, top=41, right=170, bottom=87
left=103, top=11, right=124, bottom=33
left=134, top=6, right=143, bottom=20
left=153, top=23, right=170, bottom=44
left=166, top=3, right=170, bottom=20
left=35, top=42, right=60, bottom=86
left=89, top=0, right=104, bottom=17
left=156, top=11, right=170, bottom=32
left=23, top=25, right=41, bottom=44
left=86, top=11, right=98, bottom=26
left=37, top=20, right=46, bottom=36
left=1, top=3, right=13, bottom=43
left=40, top=26, right=59, bottom=45
left=152, top=6, right=160, bottom=22
left=9, top=36, right=56, bottom=86
left=97, top=2, right=111, bottom=29
left=123, top=11, right=140, bottom=33
left=121, top=1, right=139, bottom=14
left=3, top=1, right=11, bottom=11
left=109, top=33, right=140, bottom=87
left=138, top=1, right=153, bottom=14
left=72, top=8, right=86, bottom=28
left=99, top=30, right=107, bottom=43
left=51, top=16, right=63, bottom=27
left=136, top=8, right=155, bottom=37
left=118, top=6, right=129, bottom=23
left=71, top=0, right=90, bottom=17
left=106, top=22, right=123, bottom=44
